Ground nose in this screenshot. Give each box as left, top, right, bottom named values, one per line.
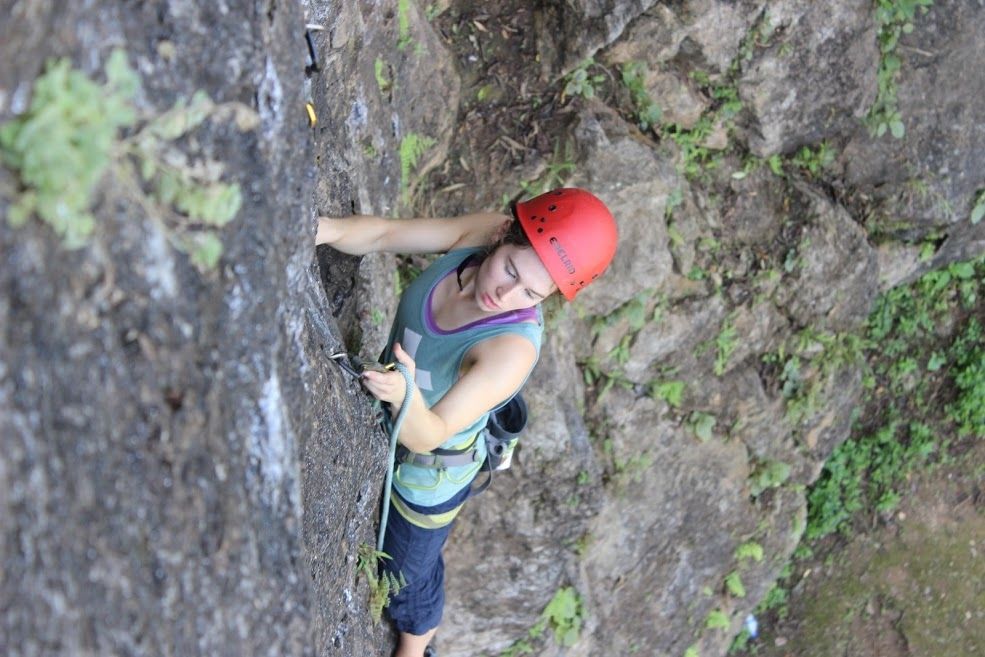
left=496, top=279, right=521, bottom=301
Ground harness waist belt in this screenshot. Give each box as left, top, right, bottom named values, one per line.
left=396, top=433, right=481, bottom=469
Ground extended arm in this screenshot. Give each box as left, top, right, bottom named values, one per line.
left=361, top=336, right=537, bottom=453
left=316, top=212, right=510, bottom=255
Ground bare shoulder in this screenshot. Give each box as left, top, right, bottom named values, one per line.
left=466, top=332, right=538, bottom=375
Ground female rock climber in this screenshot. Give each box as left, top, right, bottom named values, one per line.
left=315, top=188, right=617, bottom=657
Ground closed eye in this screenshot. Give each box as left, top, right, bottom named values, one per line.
left=507, top=256, right=547, bottom=300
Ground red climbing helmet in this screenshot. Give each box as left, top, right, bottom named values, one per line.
left=515, top=187, right=618, bottom=300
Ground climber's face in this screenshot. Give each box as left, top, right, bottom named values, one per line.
left=474, top=244, right=557, bottom=313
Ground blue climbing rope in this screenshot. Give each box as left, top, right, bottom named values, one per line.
left=377, top=362, right=414, bottom=552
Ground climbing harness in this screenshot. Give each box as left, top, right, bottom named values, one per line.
left=329, top=351, right=527, bottom=535
left=394, top=392, right=528, bottom=499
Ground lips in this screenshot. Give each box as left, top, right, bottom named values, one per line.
left=482, top=293, right=500, bottom=310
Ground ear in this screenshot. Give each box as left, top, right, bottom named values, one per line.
left=491, top=218, right=513, bottom=244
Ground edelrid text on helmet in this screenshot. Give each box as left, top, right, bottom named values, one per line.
left=515, top=187, right=618, bottom=300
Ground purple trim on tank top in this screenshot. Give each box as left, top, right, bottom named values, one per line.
left=425, top=268, right=538, bottom=335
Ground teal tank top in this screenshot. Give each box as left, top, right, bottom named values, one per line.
left=381, top=247, right=543, bottom=506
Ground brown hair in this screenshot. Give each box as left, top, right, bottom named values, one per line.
left=481, top=203, right=531, bottom=258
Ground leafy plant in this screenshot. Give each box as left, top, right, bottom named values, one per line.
left=689, top=412, right=717, bottom=442
left=866, top=0, right=934, bottom=138
left=970, top=189, right=985, bottom=225
left=650, top=379, right=686, bottom=408
left=724, top=571, right=746, bottom=598
left=541, top=586, right=584, bottom=647
left=1, top=50, right=137, bottom=246
left=665, top=116, right=718, bottom=179
left=517, top=140, right=575, bottom=197
left=711, top=83, right=743, bottom=119
left=714, top=318, right=738, bottom=376
left=0, top=49, right=250, bottom=270
left=789, top=141, right=835, bottom=176
left=621, top=61, right=663, bottom=130
left=563, top=58, right=606, bottom=100
left=399, top=132, right=436, bottom=205
left=356, top=543, right=406, bottom=624
left=735, top=541, right=764, bottom=563
left=749, top=459, right=791, bottom=496
left=756, top=582, right=789, bottom=620
left=374, top=57, right=391, bottom=93
left=948, top=319, right=985, bottom=437
left=397, top=0, right=413, bottom=50
left=705, top=609, right=730, bottom=630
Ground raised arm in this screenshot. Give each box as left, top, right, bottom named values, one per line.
left=361, top=335, right=537, bottom=453
left=316, top=212, right=511, bottom=255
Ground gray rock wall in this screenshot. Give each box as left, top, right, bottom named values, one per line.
left=3, top=2, right=984, bottom=657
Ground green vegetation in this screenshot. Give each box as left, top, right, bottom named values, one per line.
left=356, top=543, right=406, bottom=624
left=0, top=49, right=250, bottom=270
left=495, top=586, right=585, bottom=656
left=621, top=61, right=662, bottom=130
left=541, top=586, right=584, bottom=646
left=399, top=132, right=436, bottom=205
left=714, top=317, right=738, bottom=376
left=0, top=50, right=137, bottom=246
left=949, top=319, right=984, bottom=436
left=515, top=140, right=576, bottom=199
left=689, top=411, right=717, bottom=442
left=764, top=329, right=867, bottom=427
left=803, top=257, right=984, bottom=540
left=665, top=115, right=720, bottom=179
left=724, top=571, right=746, bottom=598
left=748, top=459, right=791, bottom=497
left=650, top=379, right=686, bottom=408
left=866, top=0, right=934, bottom=138
left=788, top=141, right=835, bottom=177
left=424, top=3, right=443, bottom=21
left=562, top=58, right=606, bottom=100
left=755, top=581, right=790, bottom=620
left=805, top=420, right=935, bottom=539
left=970, top=189, right=985, bottom=225
left=374, top=57, right=391, bottom=93
left=397, top=0, right=413, bottom=50
left=735, top=541, right=764, bottom=563
left=705, top=609, right=730, bottom=630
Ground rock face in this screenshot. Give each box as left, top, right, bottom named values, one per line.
left=838, top=0, right=985, bottom=266
left=2, top=2, right=984, bottom=657
left=737, top=0, right=878, bottom=156
left=1, top=1, right=458, bottom=656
